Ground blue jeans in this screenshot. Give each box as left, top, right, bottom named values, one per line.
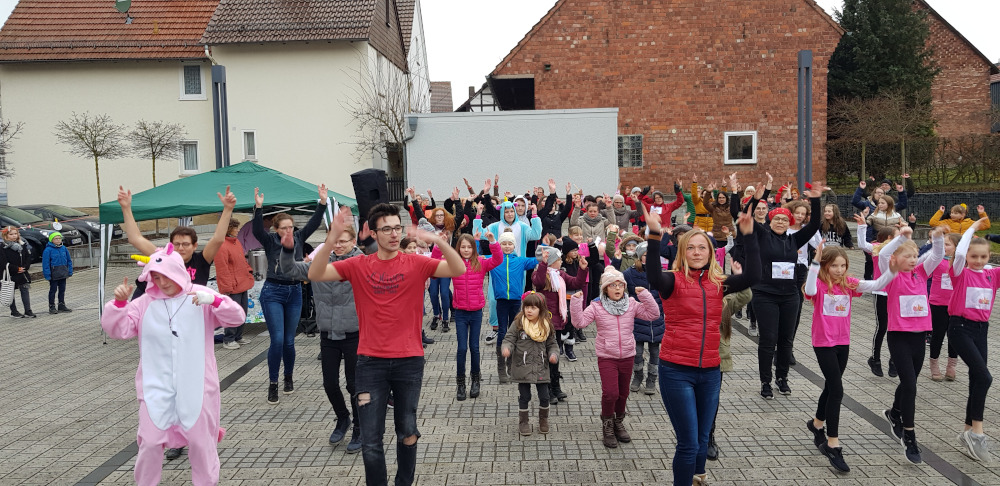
left=428, top=278, right=452, bottom=320
left=356, top=355, right=424, bottom=486
left=494, top=299, right=520, bottom=352
left=259, top=282, right=302, bottom=382
left=454, top=309, right=483, bottom=376
left=659, top=364, right=721, bottom=486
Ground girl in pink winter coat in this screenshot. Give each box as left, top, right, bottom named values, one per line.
left=570, top=267, right=659, bottom=449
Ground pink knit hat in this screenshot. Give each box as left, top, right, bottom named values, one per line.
left=600, top=267, right=626, bottom=293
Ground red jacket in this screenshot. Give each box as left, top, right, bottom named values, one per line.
left=215, top=237, right=255, bottom=295
left=659, top=268, right=724, bottom=368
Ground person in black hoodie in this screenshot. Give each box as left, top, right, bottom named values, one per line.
left=752, top=182, right=826, bottom=400
left=538, top=179, right=575, bottom=239
left=2, top=226, right=35, bottom=318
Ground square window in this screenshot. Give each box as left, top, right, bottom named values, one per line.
left=243, top=131, right=256, bottom=160
left=179, top=64, right=206, bottom=100
left=724, top=131, right=757, bottom=165
left=181, top=142, right=199, bottom=172
left=617, top=135, right=643, bottom=168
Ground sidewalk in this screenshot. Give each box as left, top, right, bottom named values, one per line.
left=0, top=248, right=997, bottom=485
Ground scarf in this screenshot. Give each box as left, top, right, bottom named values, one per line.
left=523, top=317, right=550, bottom=342
left=600, top=294, right=630, bottom=316
left=547, top=267, right=567, bottom=320
left=582, top=213, right=604, bottom=227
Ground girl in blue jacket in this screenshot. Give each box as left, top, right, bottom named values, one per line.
left=42, top=232, right=74, bottom=314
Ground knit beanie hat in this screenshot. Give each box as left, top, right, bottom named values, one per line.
left=558, top=235, right=579, bottom=254
left=535, top=245, right=562, bottom=266
left=498, top=231, right=517, bottom=245
left=631, top=187, right=642, bottom=194
left=48, top=231, right=63, bottom=242
left=600, top=267, right=626, bottom=293
left=416, top=218, right=435, bottom=233
left=612, top=194, right=625, bottom=204
left=635, top=241, right=648, bottom=260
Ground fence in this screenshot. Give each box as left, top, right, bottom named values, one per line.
left=387, top=176, right=405, bottom=203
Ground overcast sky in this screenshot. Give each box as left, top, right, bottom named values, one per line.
left=0, top=0, right=996, bottom=110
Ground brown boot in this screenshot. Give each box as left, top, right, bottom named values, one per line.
left=613, top=413, right=632, bottom=443
left=929, top=358, right=943, bottom=382
left=945, top=357, right=958, bottom=381
left=601, top=415, right=618, bottom=448
left=538, top=407, right=549, bottom=434
left=518, top=409, right=531, bottom=436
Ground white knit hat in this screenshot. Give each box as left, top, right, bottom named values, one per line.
left=498, top=232, right=516, bottom=245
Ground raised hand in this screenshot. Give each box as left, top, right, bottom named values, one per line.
left=542, top=249, right=550, bottom=262
left=978, top=205, right=986, bottom=214
left=641, top=204, right=662, bottom=233
left=900, top=225, right=913, bottom=239
left=635, top=286, right=646, bottom=294
left=254, top=187, right=264, bottom=208
left=862, top=206, right=871, bottom=217
left=318, top=183, right=328, bottom=202
left=902, top=173, right=911, bottom=179
left=114, top=276, right=134, bottom=301
left=407, top=186, right=416, bottom=197
left=484, top=179, right=492, bottom=193
left=565, top=182, right=572, bottom=194
left=281, top=229, right=294, bottom=249
left=579, top=256, right=589, bottom=269
left=896, top=183, right=904, bottom=193
left=451, top=187, right=460, bottom=200
left=940, top=205, right=946, bottom=213
left=427, top=189, right=433, bottom=199
left=766, top=172, right=773, bottom=184
left=530, top=203, right=538, bottom=215
left=476, top=203, right=484, bottom=215
left=117, top=186, right=132, bottom=209
left=721, top=225, right=730, bottom=236
left=853, top=213, right=866, bottom=226
left=737, top=212, right=755, bottom=235
left=359, top=221, right=372, bottom=241
left=485, top=230, right=496, bottom=243
left=908, top=213, right=917, bottom=223
left=548, top=178, right=557, bottom=193
left=494, top=174, right=499, bottom=186
left=859, top=180, right=867, bottom=190
left=218, top=185, right=236, bottom=209
left=814, top=239, right=825, bottom=261
left=803, top=182, right=829, bottom=199
left=326, top=207, right=353, bottom=246
left=731, top=260, right=743, bottom=275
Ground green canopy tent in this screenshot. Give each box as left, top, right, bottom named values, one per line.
left=99, top=161, right=356, bottom=223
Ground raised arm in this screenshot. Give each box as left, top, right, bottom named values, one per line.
left=952, top=220, right=984, bottom=276
left=791, top=195, right=823, bottom=248
left=297, top=184, right=330, bottom=243
left=277, top=231, right=311, bottom=281
left=641, top=204, right=676, bottom=298
left=202, top=186, right=236, bottom=264
left=117, top=186, right=157, bottom=256
left=921, top=228, right=945, bottom=275
left=307, top=209, right=349, bottom=282
left=878, top=233, right=907, bottom=274
left=722, top=213, right=760, bottom=294
left=252, top=187, right=277, bottom=251
left=633, top=287, right=661, bottom=321
left=857, top=267, right=898, bottom=293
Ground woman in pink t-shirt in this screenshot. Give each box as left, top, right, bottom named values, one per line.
left=878, top=225, right=946, bottom=465
left=947, top=219, right=1000, bottom=462
left=803, top=241, right=896, bottom=473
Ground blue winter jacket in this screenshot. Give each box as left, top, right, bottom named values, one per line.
left=42, top=242, right=73, bottom=280
left=623, top=266, right=665, bottom=343
left=488, top=252, right=539, bottom=300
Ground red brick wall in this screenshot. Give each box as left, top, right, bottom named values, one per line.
left=493, top=0, right=842, bottom=192
left=918, top=2, right=994, bottom=138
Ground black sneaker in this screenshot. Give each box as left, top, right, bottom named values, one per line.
left=422, top=331, right=435, bottom=345
left=283, top=376, right=294, bottom=395
left=23, top=310, right=36, bottom=318
left=10, top=309, right=23, bottom=318
left=165, top=447, right=183, bottom=460
left=760, top=382, right=774, bottom=400
left=706, top=434, right=719, bottom=461
left=903, top=429, right=922, bottom=464
left=565, top=348, right=578, bottom=362
left=442, top=321, right=450, bottom=333
left=267, top=383, right=279, bottom=404
left=868, top=357, right=884, bottom=377
left=883, top=409, right=903, bottom=440
left=430, top=316, right=439, bottom=330
left=49, top=305, right=58, bottom=315
left=576, top=328, right=587, bottom=343
left=776, top=378, right=791, bottom=395
left=820, top=442, right=850, bottom=472
left=329, top=415, right=350, bottom=444
left=57, top=303, right=72, bottom=313
left=807, top=419, right=827, bottom=448
left=887, top=359, right=898, bottom=378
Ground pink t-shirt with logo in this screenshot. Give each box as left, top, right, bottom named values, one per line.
left=808, top=278, right=863, bottom=347
left=885, top=266, right=933, bottom=332
left=947, top=266, right=1000, bottom=322
left=928, top=259, right=954, bottom=307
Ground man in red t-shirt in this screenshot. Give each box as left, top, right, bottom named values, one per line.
left=308, top=203, right=465, bottom=486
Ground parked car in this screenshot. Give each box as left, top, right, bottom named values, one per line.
left=0, top=206, right=85, bottom=246
left=13, top=228, right=47, bottom=264
left=16, top=204, right=123, bottom=242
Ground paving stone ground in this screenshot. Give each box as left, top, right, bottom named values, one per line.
left=1, top=245, right=998, bottom=485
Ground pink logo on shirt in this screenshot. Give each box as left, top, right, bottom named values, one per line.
left=188, top=267, right=197, bottom=280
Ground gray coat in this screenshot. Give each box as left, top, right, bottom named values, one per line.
left=278, top=245, right=363, bottom=340
left=501, top=317, right=559, bottom=384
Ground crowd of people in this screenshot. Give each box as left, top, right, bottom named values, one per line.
left=87, top=171, right=1000, bottom=486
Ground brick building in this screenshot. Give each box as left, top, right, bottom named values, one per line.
left=916, top=1, right=999, bottom=138
left=487, top=0, right=843, bottom=191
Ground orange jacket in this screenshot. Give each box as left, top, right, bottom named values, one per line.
left=215, top=237, right=255, bottom=295
left=928, top=210, right=991, bottom=234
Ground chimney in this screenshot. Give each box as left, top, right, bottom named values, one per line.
left=469, top=86, right=476, bottom=98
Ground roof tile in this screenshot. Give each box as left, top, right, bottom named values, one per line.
left=200, top=0, right=376, bottom=44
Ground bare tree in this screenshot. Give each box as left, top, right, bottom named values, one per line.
left=54, top=112, right=127, bottom=204
left=830, top=91, right=934, bottom=178
left=342, top=56, right=411, bottom=163
left=128, top=120, right=185, bottom=188
left=0, top=118, right=24, bottom=178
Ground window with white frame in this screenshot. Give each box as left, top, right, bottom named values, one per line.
left=179, top=64, right=206, bottom=100
left=242, top=131, right=256, bottom=160
left=617, top=135, right=643, bottom=168
left=724, top=131, right=757, bottom=165
left=181, top=142, right=199, bottom=173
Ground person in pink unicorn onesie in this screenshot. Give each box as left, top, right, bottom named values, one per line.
left=102, top=243, right=247, bottom=485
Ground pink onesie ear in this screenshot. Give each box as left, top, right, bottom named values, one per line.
left=165, top=243, right=174, bottom=255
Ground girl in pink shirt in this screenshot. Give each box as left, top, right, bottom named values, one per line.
left=927, top=233, right=961, bottom=381
left=879, top=225, right=946, bottom=465
left=803, top=241, right=896, bottom=473
left=947, top=219, right=1000, bottom=462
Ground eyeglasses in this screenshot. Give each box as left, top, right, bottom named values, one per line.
left=377, top=226, right=404, bottom=235
left=607, top=282, right=626, bottom=289
left=173, top=242, right=195, bottom=248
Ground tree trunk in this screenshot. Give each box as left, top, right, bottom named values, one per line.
left=94, top=155, right=102, bottom=204
left=861, top=140, right=867, bottom=180
left=900, top=137, right=907, bottom=176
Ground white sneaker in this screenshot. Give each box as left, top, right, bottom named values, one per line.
left=223, top=341, right=240, bottom=350
left=237, top=338, right=252, bottom=345
left=485, top=330, right=498, bottom=344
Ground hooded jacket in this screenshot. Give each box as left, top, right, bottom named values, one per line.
left=472, top=200, right=542, bottom=257
left=488, top=250, right=540, bottom=300
left=603, top=204, right=640, bottom=231
left=278, top=245, right=363, bottom=340
left=42, top=241, right=73, bottom=281
left=570, top=289, right=659, bottom=359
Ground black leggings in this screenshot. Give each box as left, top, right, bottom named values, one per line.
left=949, top=317, right=992, bottom=425
left=864, top=252, right=874, bottom=280
left=888, top=331, right=926, bottom=428
left=753, top=290, right=798, bottom=384
left=9, top=284, right=31, bottom=313
left=814, top=346, right=850, bottom=438
left=929, top=305, right=957, bottom=359
left=747, top=301, right=757, bottom=324
left=871, top=294, right=888, bottom=361
left=518, top=383, right=551, bottom=409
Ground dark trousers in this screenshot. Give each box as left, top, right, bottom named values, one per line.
left=864, top=252, right=874, bottom=280
left=871, top=294, right=889, bottom=361
left=518, top=383, right=551, bottom=409
left=753, top=291, right=798, bottom=384
left=949, top=317, right=992, bottom=425
left=746, top=300, right=757, bottom=324
left=355, top=355, right=424, bottom=486
left=321, top=331, right=360, bottom=428
left=888, top=331, right=925, bottom=428
left=929, top=305, right=957, bottom=359
left=495, top=299, right=520, bottom=351
left=47, top=278, right=67, bottom=306
left=814, top=345, right=850, bottom=438
left=223, top=291, right=249, bottom=344
left=9, top=283, right=30, bottom=313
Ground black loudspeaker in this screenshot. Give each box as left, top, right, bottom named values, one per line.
left=350, top=168, right=389, bottom=220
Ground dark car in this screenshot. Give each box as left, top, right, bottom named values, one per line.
left=16, top=204, right=123, bottom=242
left=8, top=228, right=47, bottom=264
left=0, top=206, right=85, bottom=247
